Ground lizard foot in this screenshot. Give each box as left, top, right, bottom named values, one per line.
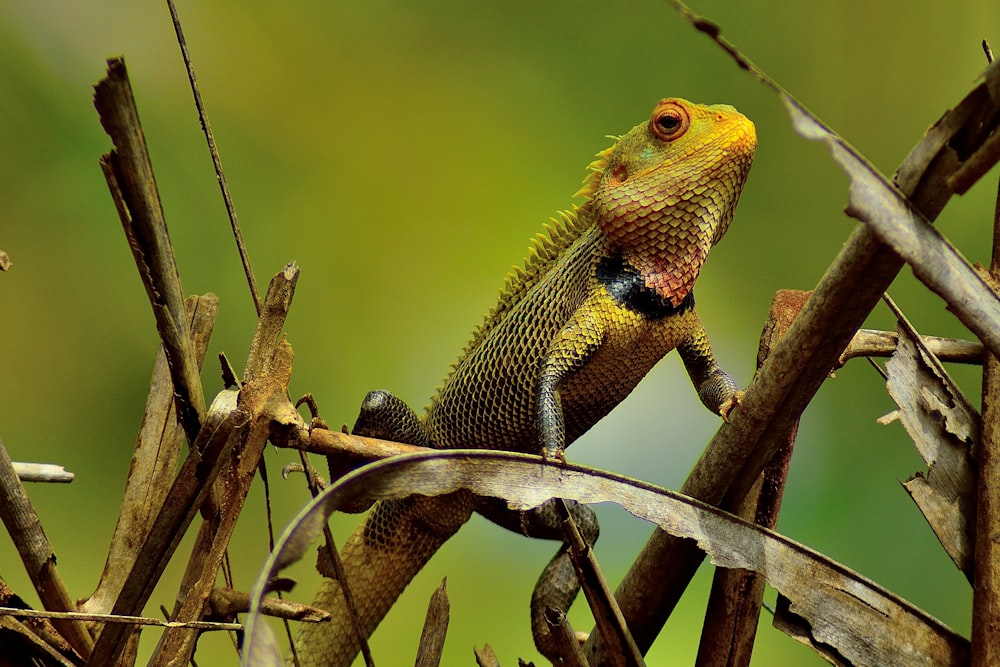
left=719, top=390, right=744, bottom=422
left=541, top=447, right=567, bottom=465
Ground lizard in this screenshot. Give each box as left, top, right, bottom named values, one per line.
left=290, top=97, right=757, bottom=666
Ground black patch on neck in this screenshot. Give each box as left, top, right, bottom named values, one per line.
left=596, top=254, right=695, bottom=320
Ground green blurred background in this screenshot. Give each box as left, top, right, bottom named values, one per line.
left=1, top=1, right=998, bottom=665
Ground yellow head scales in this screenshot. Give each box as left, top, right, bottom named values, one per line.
left=588, top=98, right=756, bottom=306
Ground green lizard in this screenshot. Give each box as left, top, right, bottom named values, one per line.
left=292, top=98, right=756, bottom=665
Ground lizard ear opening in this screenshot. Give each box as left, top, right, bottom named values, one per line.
left=650, top=101, right=690, bottom=142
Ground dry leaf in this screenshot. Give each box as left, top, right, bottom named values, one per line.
left=245, top=451, right=968, bottom=667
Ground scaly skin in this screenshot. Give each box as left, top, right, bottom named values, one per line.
left=290, top=98, right=756, bottom=665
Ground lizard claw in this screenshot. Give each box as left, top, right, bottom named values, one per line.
left=719, top=390, right=744, bottom=422
left=541, top=447, right=567, bottom=465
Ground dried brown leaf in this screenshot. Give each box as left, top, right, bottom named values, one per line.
left=244, top=451, right=968, bottom=667
left=885, top=322, right=978, bottom=574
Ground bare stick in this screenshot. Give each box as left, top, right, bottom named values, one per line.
left=0, top=607, right=241, bottom=631
left=841, top=329, right=983, bottom=365
left=972, top=44, right=1000, bottom=662
left=414, top=579, right=450, bottom=667
left=695, top=290, right=806, bottom=667
left=94, top=57, right=205, bottom=444
left=165, top=0, right=262, bottom=316
left=150, top=265, right=299, bottom=666
left=554, top=498, right=643, bottom=666
left=85, top=391, right=250, bottom=666
left=208, top=587, right=330, bottom=623
left=80, top=294, right=217, bottom=628
left=11, top=462, right=75, bottom=484
left=0, top=439, right=94, bottom=658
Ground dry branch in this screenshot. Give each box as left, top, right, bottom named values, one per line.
left=885, top=315, right=978, bottom=576
left=81, top=294, right=217, bottom=628
left=94, top=57, right=205, bottom=444
left=0, top=439, right=93, bottom=659
left=85, top=390, right=250, bottom=666
left=695, top=290, right=807, bottom=667
left=150, top=264, right=299, bottom=665
left=842, top=329, right=983, bottom=365
left=554, top=497, right=644, bottom=667
left=0, top=607, right=240, bottom=631
left=11, top=462, right=75, bottom=484
left=414, top=579, right=450, bottom=667
left=208, top=587, right=329, bottom=623
left=971, top=119, right=1000, bottom=667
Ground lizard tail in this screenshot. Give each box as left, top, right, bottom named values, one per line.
left=288, top=493, right=474, bottom=666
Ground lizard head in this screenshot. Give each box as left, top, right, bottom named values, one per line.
left=585, top=98, right=757, bottom=306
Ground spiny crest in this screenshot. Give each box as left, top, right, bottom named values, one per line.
left=461, top=140, right=617, bottom=353
left=575, top=140, right=616, bottom=200
left=426, top=139, right=618, bottom=408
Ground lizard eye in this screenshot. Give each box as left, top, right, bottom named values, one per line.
left=650, top=102, right=690, bottom=141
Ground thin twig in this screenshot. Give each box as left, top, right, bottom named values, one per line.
left=554, top=497, right=642, bottom=666
left=207, top=587, right=330, bottom=623
left=0, top=607, right=241, bottom=631
left=11, top=462, right=75, bottom=483
left=295, top=447, right=377, bottom=667
left=841, top=329, right=983, bottom=365
left=85, top=391, right=249, bottom=666
left=165, top=0, right=262, bottom=316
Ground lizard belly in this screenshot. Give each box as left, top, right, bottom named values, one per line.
left=425, top=229, right=602, bottom=452
left=560, top=301, right=699, bottom=444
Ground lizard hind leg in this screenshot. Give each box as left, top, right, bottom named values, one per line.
left=476, top=496, right=600, bottom=662
left=352, top=389, right=431, bottom=447
left=331, top=390, right=431, bottom=514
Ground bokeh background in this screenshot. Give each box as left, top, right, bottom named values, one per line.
left=1, top=1, right=998, bottom=665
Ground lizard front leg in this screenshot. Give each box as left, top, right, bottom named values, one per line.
left=537, top=313, right=606, bottom=460
left=677, top=313, right=741, bottom=418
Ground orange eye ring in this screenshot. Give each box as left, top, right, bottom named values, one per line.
left=650, top=101, right=690, bottom=141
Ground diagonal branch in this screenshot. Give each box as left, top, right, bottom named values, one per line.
left=79, top=294, right=217, bottom=632
left=149, top=264, right=299, bottom=666
left=695, top=290, right=807, bottom=667
left=94, top=57, right=205, bottom=444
